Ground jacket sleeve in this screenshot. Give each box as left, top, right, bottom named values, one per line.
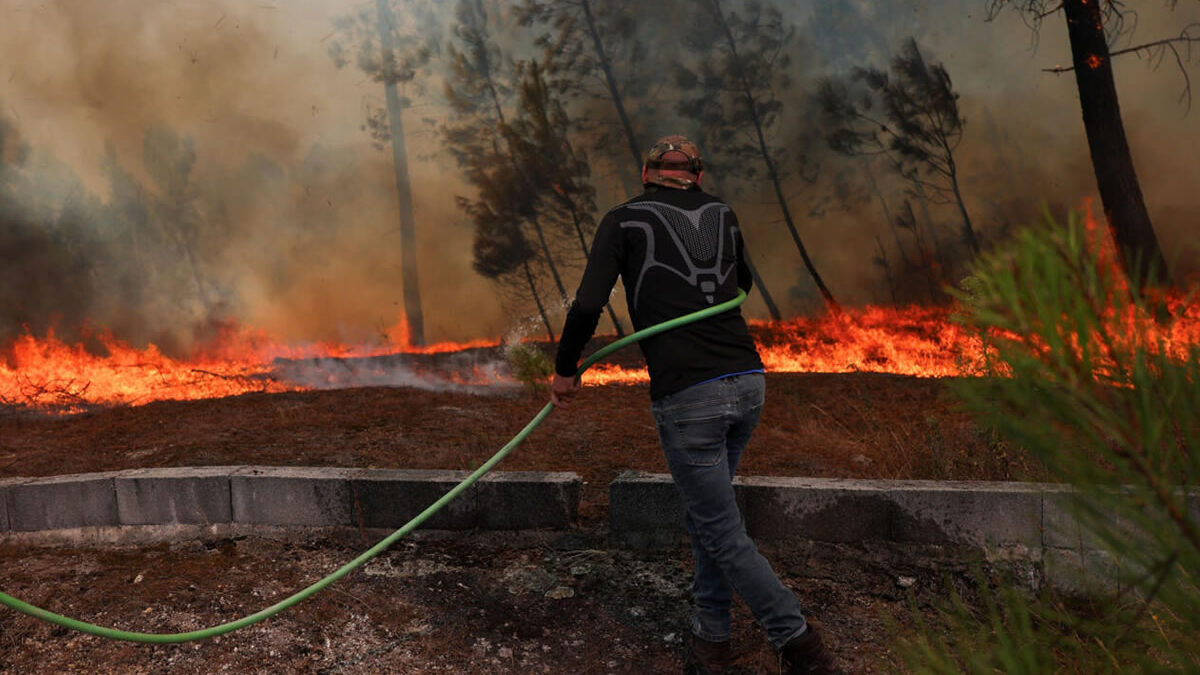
left=554, top=211, right=624, bottom=377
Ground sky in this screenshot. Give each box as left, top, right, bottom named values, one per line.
left=1, top=0, right=1197, bottom=349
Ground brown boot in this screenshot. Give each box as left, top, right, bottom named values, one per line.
left=682, top=633, right=731, bottom=674
left=779, top=624, right=842, bottom=674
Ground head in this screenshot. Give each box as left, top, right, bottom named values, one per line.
left=642, top=135, right=704, bottom=190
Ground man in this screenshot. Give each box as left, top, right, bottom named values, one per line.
left=550, top=136, right=840, bottom=674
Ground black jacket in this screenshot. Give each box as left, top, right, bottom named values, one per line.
left=554, top=186, right=763, bottom=400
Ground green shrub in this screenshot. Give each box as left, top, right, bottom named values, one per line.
left=894, top=208, right=1199, bottom=673
left=505, top=342, right=554, bottom=392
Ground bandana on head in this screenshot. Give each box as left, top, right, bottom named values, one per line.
left=643, top=135, right=704, bottom=189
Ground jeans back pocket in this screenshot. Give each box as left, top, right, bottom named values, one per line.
left=661, top=409, right=729, bottom=467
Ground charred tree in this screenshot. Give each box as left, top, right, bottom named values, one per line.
left=141, top=125, right=217, bottom=312
left=466, top=168, right=556, bottom=342
left=517, top=0, right=680, bottom=197
left=819, top=38, right=978, bottom=259
left=677, top=0, right=838, bottom=312
left=984, top=1, right=1196, bottom=287
left=577, top=0, right=641, bottom=176
left=443, top=3, right=576, bottom=329
left=1061, top=0, right=1170, bottom=286
left=328, top=1, right=438, bottom=345
left=376, top=0, right=426, bottom=345
left=504, top=60, right=627, bottom=336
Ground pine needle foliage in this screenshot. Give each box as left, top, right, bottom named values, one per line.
left=505, top=341, right=554, bottom=392
left=894, top=208, right=1199, bottom=673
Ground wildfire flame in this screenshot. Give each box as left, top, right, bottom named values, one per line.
left=0, top=322, right=503, bottom=413
left=2, top=208, right=1197, bottom=414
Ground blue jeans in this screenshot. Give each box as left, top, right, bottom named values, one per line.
left=651, top=372, right=808, bottom=650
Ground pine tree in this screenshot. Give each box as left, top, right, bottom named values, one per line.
left=675, top=0, right=839, bottom=312
left=502, top=60, right=626, bottom=336
left=443, top=0, right=572, bottom=337
left=898, top=209, right=1200, bottom=672
left=818, top=38, right=978, bottom=260
left=516, top=0, right=681, bottom=197
left=328, top=0, right=439, bottom=345
left=982, top=1, right=1191, bottom=287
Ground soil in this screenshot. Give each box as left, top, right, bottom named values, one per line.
left=0, top=371, right=1043, bottom=673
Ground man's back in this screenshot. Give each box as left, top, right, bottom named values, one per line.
left=562, top=186, right=763, bottom=400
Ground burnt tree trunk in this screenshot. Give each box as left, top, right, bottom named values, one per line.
left=944, top=145, right=980, bottom=256
left=376, top=0, right=426, bottom=344
left=704, top=175, right=782, bottom=320
left=530, top=215, right=569, bottom=305
left=743, top=254, right=782, bottom=321
left=580, top=0, right=644, bottom=187
left=486, top=63, right=572, bottom=315
left=710, top=0, right=839, bottom=312
left=1063, top=0, right=1170, bottom=286
left=864, top=160, right=913, bottom=268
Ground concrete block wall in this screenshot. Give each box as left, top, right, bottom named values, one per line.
left=608, top=472, right=1200, bottom=594
left=5, top=464, right=1194, bottom=600
left=611, top=474, right=1050, bottom=549
left=0, top=466, right=581, bottom=541
left=0, top=477, right=22, bottom=533
left=477, top=471, right=580, bottom=530
left=117, top=467, right=236, bottom=526
left=6, top=472, right=122, bottom=531
left=349, top=469, right=476, bottom=530
left=232, top=467, right=358, bottom=528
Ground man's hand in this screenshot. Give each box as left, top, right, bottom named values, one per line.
left=549, top=373, right=581, bottom=408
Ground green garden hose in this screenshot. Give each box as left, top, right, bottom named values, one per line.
left=0, top=290, right=748, bottom=643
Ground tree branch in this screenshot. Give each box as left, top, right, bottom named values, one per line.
left=1041, top=30, right=1200, bottom=111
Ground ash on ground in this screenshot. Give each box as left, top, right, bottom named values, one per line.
left=0, top=527, right=1006, bottom=674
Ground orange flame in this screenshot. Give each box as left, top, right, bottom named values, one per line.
left=2, top=207, right=1196, bottom=413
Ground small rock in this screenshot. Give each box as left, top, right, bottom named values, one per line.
left=897, top=575, right=916, bottom=588
left=132, top=573, right=144, bottom=584
left=545, top=586, right=575, bottom=600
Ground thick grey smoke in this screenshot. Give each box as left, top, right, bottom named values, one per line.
left=0, top=0, right=1196, bottom=356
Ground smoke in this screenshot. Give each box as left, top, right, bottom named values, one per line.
left=0, top=0, right=1196, bottom=356
left=272, top=352, right=516, bottom=395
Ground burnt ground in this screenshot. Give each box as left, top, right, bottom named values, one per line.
left=0, top=372, right=1043, bottom=673
left=1, top=530, right=995, bottom=674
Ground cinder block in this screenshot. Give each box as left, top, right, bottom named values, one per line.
left=1044, top=547, right=1118, bottom=596
left=609, top=472, right=685, bottom=550
left=231, top=467, right=354, bottom=527
left=608, top=472, right=753, bottom=549
left=350, top=469, right=477, bottom=530
left=1041, top=485, right=1188, bottom=552
left=477, top=471, right=580, bottom=529
left=5, top=473, right=120, bottom=531
left=889, top=480, right=1043, bottom=547
left=740, top=477, right=892, bottom=543
left=1042, top=488, right=1108, bottom=550
left=115, top=467, right=233, bottom=526
left=0, top=479, right=15, bottom=533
